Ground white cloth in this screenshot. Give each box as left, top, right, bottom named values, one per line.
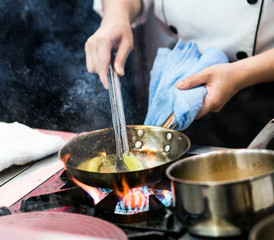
left=93, top=0, right=274, bottom=62
left=0, top=122, right=65, bottom=172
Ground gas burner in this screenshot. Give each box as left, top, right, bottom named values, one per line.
left=73, top=176, right=173, bottom=215
left=14, top=169, right=186, bottom=239
left=1, top=168, right=251, bottom=239
left=20, top=187, right=94, bottom=214
left=19, top=184, right=185, bottom=235
left=0, top=207, right=11, bottom=216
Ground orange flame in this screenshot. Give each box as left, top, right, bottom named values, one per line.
left=162, top=189, right=171, bottom=199
left=114, top=178, right=149, bottom=212
left=72, top=177, right=109, bottom=204
left=115, top=178, right=130, bottom=199
left=122, top=189, right=148, bottom=210
left=61, top=153, right=71, bottom=163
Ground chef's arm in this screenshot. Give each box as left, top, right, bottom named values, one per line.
left=176, top=48, right=274, bottom=118
left=85, top=0, right=142, bottom=89
left=102, top=0, right=142, bottom=24
left=232, top=48, right=274, bottom=90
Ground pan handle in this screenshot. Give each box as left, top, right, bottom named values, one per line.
left=248, top=119, right=274, bottom=149
left=162, top=114, right=274, bottom=150
left=161, top=112, right=178, bottom=129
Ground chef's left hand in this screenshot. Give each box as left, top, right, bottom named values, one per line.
left=176, top=49, right=274, bottom=119
left=175, top=63, right=241, bottom=119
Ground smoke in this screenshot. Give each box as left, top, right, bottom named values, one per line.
left=0, top=0, right=120, bottom=132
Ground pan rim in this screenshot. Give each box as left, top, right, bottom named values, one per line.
left=166, top=148, right=274, bottom=186
left=58, top=125, right=191, bottom=174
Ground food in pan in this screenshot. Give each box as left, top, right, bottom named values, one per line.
left=122, top=152, right=143, bottom=171
left=78, top=156, right=103, bottom=172
left=77, top=152, right=144, bottom=173
left=77, top=150, right=168, bottom=173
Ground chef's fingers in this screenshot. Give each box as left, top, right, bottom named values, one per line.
left=85, top=39, right=95, bottom=73
left=114, top=38, right=133, bottom=76
left=85, top=36, right=112, bottom=89
left=99, top=72, right=109, bottom=89
left=175, top=72, right=206, bottom=90
left=195, top=100, right=211, bottom=119
left=195, top=94, right=224, bottom=119
left=97, top=42, right=112, bottom=89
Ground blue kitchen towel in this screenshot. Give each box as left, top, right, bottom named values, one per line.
left=144, top=39, right=228, bottom=130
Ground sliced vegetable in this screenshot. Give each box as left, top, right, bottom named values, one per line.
left=123, top=152, right=144, bottom=171
left=78, top=156, right=103, bottom=172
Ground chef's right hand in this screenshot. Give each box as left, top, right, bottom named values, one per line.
left=85, top=15, right=133, bottom=89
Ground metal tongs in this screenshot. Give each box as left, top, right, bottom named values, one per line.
left=108, top=65, right=130, bottom=160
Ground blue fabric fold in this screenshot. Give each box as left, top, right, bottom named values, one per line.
left=144, top=39, right=228, bottom=130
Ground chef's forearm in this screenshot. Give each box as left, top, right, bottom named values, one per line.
left=102, top=0, right=142, bottom=24
left=232, top=48, right=274, bottom=91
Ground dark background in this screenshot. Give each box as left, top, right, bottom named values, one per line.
left=0, top=0, right=145, bottom=132
left=0, top=0, right=273, bottom=149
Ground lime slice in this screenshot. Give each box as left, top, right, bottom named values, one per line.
left=78, top=156, right=103, bottom=172
left=123, top=152, right=144, bottom=171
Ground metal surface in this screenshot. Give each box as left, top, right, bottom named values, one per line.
left=248, top=119, right=274, bottom=149
left=166, top=118, right=274, bottom=237
left=59, top=125, right=190, bottom=189
left=167, top=149, right=274, bottom=237
left=187, top=144, right=229, bottom=155
left=0, top=163, right=33, bottom=187
left=249, top=214, right=274, bottom=240
left=108, top=65, right=129, bottom=158
left=0, top=154, right=63, bottom=207
left=162, top=112, right=178, bottom=129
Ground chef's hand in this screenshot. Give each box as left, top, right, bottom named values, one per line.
left=176, top=49, right=274, bottom=119
left=175, top=63, right=241, bottom=119
left=85, top=16, right=133, bottom=89
left=85, top=0, right=142, bottom=89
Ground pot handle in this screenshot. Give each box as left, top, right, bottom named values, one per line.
left=161, top=112, right=177, bottom=129
left=162, top=114, right=274, bottom=149
left=248, top=119, right=274, bottom=149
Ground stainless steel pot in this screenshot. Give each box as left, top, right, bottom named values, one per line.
left=166, top=119, right=274, bottom=237
left=249, top=214, right=274, bottom=240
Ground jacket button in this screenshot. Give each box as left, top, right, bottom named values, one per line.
left=236, top=51, right=248, bottom=59
left=247, top=0, right=257, bottom=4
left=169, top=25, right=178, bottom=34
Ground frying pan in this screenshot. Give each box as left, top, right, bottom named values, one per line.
left=58, top=113, right=190, bottom=189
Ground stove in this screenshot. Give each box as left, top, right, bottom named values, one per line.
left=2, top=166, right=187, bottom=239
left=0, top=150, right=249, bottom=240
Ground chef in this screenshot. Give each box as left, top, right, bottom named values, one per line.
left=85, top=0, right=274, bottom=119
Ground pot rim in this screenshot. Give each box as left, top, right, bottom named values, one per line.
left=248, top=214, right=274, bottom=240
left=166, top=148, right=274, bottom=186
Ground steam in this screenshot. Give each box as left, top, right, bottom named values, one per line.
left=0, top=0, right=146, bottom=133
left=0, top=0, right=108, bottom=132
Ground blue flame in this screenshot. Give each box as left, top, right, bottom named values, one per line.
left=114, top=187, right=172, bottom=215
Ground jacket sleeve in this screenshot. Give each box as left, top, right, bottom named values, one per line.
left=93, top=0, right=153, bottom=28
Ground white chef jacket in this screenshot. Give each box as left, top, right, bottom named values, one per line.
left=93, top=0, right=274, bottom=62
